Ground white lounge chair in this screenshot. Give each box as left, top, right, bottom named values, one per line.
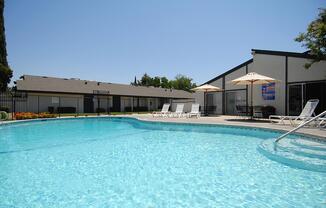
left=317, top=115, right=326, bottom=129
left=152, top=104, right=170, bottom=117
left=170, top=104, right=184, bottom=118
left=187, top=103, right=201, bottom=118
left=269, top=99, right=319, bottom=126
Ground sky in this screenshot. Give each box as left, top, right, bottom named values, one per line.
left=5, top=0, right=325, bottom=85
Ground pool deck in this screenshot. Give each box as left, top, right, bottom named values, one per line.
left=126, top=114, right=326, bottom=139
left=1, top=114, right=325, bottom=139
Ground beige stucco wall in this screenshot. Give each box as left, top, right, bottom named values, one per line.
left=224, top=66, right=247, bottom=90
left=251, top=54, right=286, bottom=115
left=26, top=95, right=38, bottom=112
left=193, top=91, right=204, bottom=109
left=209, top=78, right=223, bottom=88
left=288, top=57, right=326, bottom=83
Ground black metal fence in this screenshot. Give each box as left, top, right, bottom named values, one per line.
left=0, top=91, right=28, bottom=113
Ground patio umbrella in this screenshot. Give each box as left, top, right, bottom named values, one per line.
left=230, top=72, right=278, bottom=119
left=192, top=84, right=223, bottom=115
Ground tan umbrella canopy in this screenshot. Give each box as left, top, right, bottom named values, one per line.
left=192, top=84, right=223, bottom=115
left=192, top=84, right=222, bottom=92
left=231, top=72, right=276, bottom=85
left=230, top=72, right=278, bottom=119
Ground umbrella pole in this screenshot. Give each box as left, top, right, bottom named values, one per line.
left=251, top=82, right=253, bottom=120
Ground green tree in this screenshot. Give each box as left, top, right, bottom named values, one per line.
left=140, top=73, right=153, bottom=86
left=295, top=8, right=326, bottom=69
left=131, top=73, right=196, bottom=92
left=0, top=64, right=12, bottom=91
left=131, top=76, right=138, bottom=86
left=0, top=0, right=12, bottom=91
left=172, top=74, right=197, bottom=92
left=160, top=76, right=170, bottom=88
left=152, top=76, right=161, bottom=87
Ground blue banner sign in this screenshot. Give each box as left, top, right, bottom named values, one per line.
left=262, top=83, right=275, bottom=100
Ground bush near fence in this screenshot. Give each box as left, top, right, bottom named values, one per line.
left=15, top=112, right=56, bottom=120
left=0, top=106, right=9, bottom=112
left=57, top=107, right=76, bottom=114
left=96, top=108, right=106, bottom=113
left=0, top=111, right=8, bottom=120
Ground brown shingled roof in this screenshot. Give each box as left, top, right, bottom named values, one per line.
left=16, top=75, right=194, bottom=99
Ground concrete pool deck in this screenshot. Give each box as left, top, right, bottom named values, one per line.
left=125, top=114, right=326, bottom=139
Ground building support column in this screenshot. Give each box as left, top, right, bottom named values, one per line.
left=37, top=95, right=40, bottom=114
left=107, top=96, right=110, bottom=114
left=77, top=97, right=79, bottom=116
left=131, top=97, right=134, bottom=112
left=58, top=96, right=61, bottom=117
left=222, top=77, right=226, bottom=115
left=97, top=96, right=100, bottom=116
left=147, top=98, right=150, bottom=111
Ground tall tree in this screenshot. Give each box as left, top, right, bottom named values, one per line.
left=295, top=8, right=326, bottom=69
left=140, top=73, right=153, bottom=86
left=152, top=76, right=161, bottom=87
left=131, top=76, right=138, bottom=86
left=160, top=77, right=170, bottom=88
left=0, top=0, right=12, bottom=92
left=131, top=73, right=196, bottom=92
left=172, top=74, right=197, bottom=92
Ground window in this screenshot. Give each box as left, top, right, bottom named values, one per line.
left=51, top=97, right=59, bottom=104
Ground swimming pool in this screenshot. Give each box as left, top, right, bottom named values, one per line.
left=0, top=117, right=325, bottom=207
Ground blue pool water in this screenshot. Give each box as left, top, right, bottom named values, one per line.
left=0, top=117, right=325, bottom=207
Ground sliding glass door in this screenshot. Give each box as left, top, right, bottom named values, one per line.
left=225, top=90, right=246, bottom=115
left=288, top=81, right=326, bottom=115
left=288, top=84, right=305, bottom=116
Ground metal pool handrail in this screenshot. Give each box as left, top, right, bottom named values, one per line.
left=275, top=110, right=326, bottom=143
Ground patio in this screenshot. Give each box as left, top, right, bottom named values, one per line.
left=127, top=114, right=326, bottom=139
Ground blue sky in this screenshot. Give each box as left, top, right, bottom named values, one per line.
left=5, top=0, right=325, bottom=85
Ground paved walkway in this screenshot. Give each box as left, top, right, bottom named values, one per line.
left=126, top=114, right=326, bottom=139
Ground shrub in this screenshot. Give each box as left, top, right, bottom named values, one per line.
left=48, top=106, right=55, bottom=114
left=124, top=107, right=132, bottom=112
left=57, top=107, right=76, bottom=113
left=0, top=111, right=8, bottom=120
left=38, top=112, right=56, bottom=119
left=0, top=106, right=9, bottom=112
left=96, top=108, right=106, bottom=113
left=14, top=112, right=56, bottom=120
left=133, top=106, right=148, bottom=111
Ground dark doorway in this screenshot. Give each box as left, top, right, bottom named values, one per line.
left=112, top=96, right=121, bottom=112
left=288, top=81, right=326, bottom=115
left=84, top=95, right=94, bottom=113
left=306, top=82, right=326, bottom=114
left=288, top=84, right=305, bottom=116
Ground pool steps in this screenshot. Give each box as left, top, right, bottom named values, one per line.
left=258, top=138, right=326, bottom=173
